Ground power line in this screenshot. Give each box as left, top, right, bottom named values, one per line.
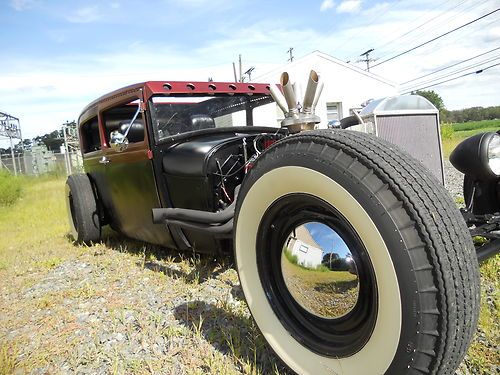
left=373, top=0, right=465, bottom=53
left=401, top=47, right=500, bottom=85
left=402, top=61, right=500, bottom=94
left=345, top=0, right=455, bottom=64
left=402, top=55, right=500, bottom=92
left=371, top=8, right=500, bottom=68
left=374, top=0, right=491, bottom=60
left=335, top=0, right=407, bottom=58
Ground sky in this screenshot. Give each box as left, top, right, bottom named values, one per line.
left=305, top=222, right=351, bottom=258
left=0, top=0, right=499, bottom=146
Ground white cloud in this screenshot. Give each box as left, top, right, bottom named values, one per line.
left=337, top=0, right=361, bottom=14
left=66, top=6, right=101, bottom=24
left=9, top=0, right=36, bottom=11
left=320, top=0, right=335, bottom=12
left=1, top=0, right=499, bottom=144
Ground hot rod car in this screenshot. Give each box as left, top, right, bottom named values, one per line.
left=66, top=70, right=497, bottom=375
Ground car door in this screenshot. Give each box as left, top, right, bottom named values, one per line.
left=98, top=90, right=175, bottom=247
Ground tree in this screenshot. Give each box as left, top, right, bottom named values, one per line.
left=414, top=90, right=445, bottom=111
left=33, top=129, right=64, bottom=151
left=413, top=90, right=447, bottom=122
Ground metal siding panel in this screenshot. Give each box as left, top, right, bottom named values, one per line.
left=375, top=114, right=444, bottom=184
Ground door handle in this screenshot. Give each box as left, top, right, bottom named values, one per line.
left=99, top=156, right=110, bottom=164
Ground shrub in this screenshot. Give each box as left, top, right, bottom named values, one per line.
left=283, top=247, right=299, bottom=265
left=440, top=123, right=454, bottom=140
left=0, top=170, right=22, bottom=206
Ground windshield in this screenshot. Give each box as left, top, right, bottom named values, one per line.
left=150, top=94, right=278, bottom=142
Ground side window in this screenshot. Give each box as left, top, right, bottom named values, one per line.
left=326, top=102, right=343, bottom=122
left=81, top=117, right=101, bottom=153
left=102, top=101, right=145, bottom=145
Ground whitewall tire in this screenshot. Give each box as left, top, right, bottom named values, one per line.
left=234, top=130, right=480, bottom=375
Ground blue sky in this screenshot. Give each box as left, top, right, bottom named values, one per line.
left=305, top=222, right=351, bottom=258
left=1, top=0, right=498, bottom=145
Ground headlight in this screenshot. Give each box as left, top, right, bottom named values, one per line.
left=450, top=132, right=500, bottom=180
left=487, top=134, right=500, bottom=175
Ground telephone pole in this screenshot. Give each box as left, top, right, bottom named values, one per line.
left=244, top=67, right=255, bottom=82
left=357, top=49, right=376, bottom=71
left=287, top=47, right=294, bottom=62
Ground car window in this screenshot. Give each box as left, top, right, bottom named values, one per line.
left=150, top=94, right=275, bottom=142
left=102, top=100, right=145, bottom=145
left=80, top=116, right=101, bottom=153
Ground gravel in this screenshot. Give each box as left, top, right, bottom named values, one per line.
left=443, top=158, right=465, bottom=203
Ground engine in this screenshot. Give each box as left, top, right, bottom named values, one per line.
left=161, top=130, right=283, bottom=213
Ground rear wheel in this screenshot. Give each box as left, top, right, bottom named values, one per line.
left=66, top=173, right=101, bottom=244
left=234, top=130, right=480, bottom=375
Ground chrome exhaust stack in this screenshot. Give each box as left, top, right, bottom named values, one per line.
left=268, top=69, right=323, bottom=133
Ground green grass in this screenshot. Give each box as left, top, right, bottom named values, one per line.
left=0, top=170, right=22, bottom=206
left=441, top=119, right=500, bottom=157
left=0, top=175, right=73, bottom=273
left=452, top=119, right=500, bottom=132
left=464, top=255, right=500, bottom=373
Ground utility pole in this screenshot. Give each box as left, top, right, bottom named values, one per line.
left=238, top=54, right=242, bottom=83
left=232, top=62, right=238, bottom=82
left=287, top=47, right=294, bottom=62
left=357, top=49, right=376, bottom=71
left=244, top=67, right=255, bottom=82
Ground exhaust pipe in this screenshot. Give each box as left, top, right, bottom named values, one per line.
left=270, top=69, right=324, bottom=133
left=302, top=70, right=319, bottom=115
left=311, top=80, right=324, bottom=113
left=269, top=84, right=288, bottom=114
left=281, top=72, right=298, bottom=115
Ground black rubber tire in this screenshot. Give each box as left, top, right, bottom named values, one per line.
left=234, top=130, right=480, bottom=375
left=65, top=173, right=101, bottom=244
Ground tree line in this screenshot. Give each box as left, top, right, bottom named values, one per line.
left=414, top=90, right=499, bottom=124
left=0, top=128, right=69, bottom=155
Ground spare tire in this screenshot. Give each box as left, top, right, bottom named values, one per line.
left=234, top=130, right=479, bottom=375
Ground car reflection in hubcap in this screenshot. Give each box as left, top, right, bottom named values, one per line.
left=281, top=222, right=359, bottom=319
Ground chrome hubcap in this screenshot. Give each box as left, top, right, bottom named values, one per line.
left=281, top=222, right=360, bottom=319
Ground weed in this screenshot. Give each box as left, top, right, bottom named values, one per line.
left=192, top=314, right=205, bottom=340
left=440, top=123, right=454, bottom=140
left=0, top=170, right=22, bottom=206
left=35, top=257, right=63, bottom=270
left=0, top=341, right=20, bottom=374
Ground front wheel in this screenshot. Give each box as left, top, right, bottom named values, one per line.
left=234, top=130, right=480, bottom=375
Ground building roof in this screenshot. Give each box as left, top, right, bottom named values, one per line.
left=295, top=225, right=322, bottom=251
left=256, top=50, right=397, bottom=88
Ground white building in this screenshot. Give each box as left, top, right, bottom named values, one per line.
left=286, top=225, right=324, bottom=269
left=255, top=50, right=398, bottom=128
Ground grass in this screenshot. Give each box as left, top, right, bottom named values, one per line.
left=452, top=119, right=500, bottom=132
left=0, top=342, right=20, bottom=375
left=441, top=119, right=500, bottom=157
left=0, top=175, right=73, bottom=273
left=0, top=170, right=22, bottom=206
left=0, top=171, right=498, bottom=374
